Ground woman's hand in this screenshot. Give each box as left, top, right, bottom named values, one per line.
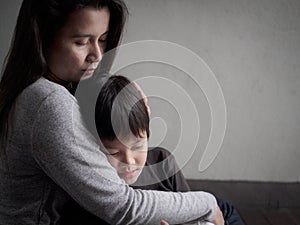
left=160, top=220, right=169, bottom=225
left=133, top=82, right=151, bottom=116
left=159, top=206, right=224, bottom=225
left=212, top=207, right=225, bottom=225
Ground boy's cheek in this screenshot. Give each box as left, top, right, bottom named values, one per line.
left=107, top=157, right=119, bottom=170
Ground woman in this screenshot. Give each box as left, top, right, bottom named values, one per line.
left=0, top=0, right=223, bottom=224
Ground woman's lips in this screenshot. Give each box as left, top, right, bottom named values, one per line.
left=82, top=69, right=95, bottom=75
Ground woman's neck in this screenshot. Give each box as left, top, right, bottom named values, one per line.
left=44, top=71, right=72, bottom=90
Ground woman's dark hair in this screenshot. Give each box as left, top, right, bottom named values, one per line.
left=0, top=0, right=128, bottom=143
left=95, top=75, right=150, bottom=141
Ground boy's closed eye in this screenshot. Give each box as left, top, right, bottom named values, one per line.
left=104, top=148, right=119, bottom=156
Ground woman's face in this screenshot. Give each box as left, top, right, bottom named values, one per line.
left=46, top=7, right=110, bottom=82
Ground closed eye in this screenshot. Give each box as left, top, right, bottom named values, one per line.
left=104, top=148, right=119, bottom=156
left=98, top=31, right=108, bottom=44
left=74, top=38, right=89, bottom=46
left=99, top=39, right=107, bottom=43
left=103, top=151, right=119, bottom=156
left=75, top=41, right=88, bottom=46
left=107, top=152, right=119, bottom=156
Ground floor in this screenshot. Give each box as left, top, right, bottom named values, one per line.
left=186, top=180, right=300, bottom=225
left=239, top=208, right=300, bottom=225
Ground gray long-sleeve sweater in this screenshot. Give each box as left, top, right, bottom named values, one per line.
left=0, top=77, right=217, bottom=225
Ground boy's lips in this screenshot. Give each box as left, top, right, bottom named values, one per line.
left=118, top=169, right=140, bottom=179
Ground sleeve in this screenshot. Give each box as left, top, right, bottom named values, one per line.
left=31, top=91, right=218, bottom=225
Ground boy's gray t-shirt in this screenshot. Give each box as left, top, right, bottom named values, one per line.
left=0, top=77, right=217, bottom=225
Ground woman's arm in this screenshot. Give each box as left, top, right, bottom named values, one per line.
left=31, top=90, right=218, bottom=225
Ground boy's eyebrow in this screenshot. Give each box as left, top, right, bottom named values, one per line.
left=102, top=143, right=116, bottom=149
left=71, top=31, right=109, bottom=38
left=101, top=138, right=146, bottom=148
left=134, top=139, right=146, bottom=144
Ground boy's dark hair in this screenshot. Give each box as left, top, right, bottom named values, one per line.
left=95, top=75, right=150, bottom=141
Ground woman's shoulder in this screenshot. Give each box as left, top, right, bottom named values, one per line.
left=14, top=77, right=77, bottom=120
left=20, top=77, right=75, bottom=106
left=26, top=77, right=72, bottom=98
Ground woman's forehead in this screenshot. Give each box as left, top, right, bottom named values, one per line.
left=62, top=7, right=110, bottom=36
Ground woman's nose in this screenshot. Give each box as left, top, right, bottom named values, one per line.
left=86, top=43, right=103, bottom=63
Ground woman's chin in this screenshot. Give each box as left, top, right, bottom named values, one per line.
left=80, top=71, right=94, bottom=81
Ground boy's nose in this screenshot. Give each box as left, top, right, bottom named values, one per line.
left=122, top=152, right=135, bottom=165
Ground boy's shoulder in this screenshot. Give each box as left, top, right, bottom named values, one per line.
left=147, top=147, right=174, bottom=165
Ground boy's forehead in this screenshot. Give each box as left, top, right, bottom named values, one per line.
left=102, top=134, right=147, bottom=147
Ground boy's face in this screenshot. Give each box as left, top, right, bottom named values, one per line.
left=101, top=131, right=148, bottom=185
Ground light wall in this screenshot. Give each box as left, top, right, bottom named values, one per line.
left=121, top=0, right=300, bottom=182
left=1, top=0, right=300, bottom=182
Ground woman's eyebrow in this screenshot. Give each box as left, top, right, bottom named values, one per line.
left=71, top=34, right=93, bottom=38
left=71, top=31, right=109, bottom=38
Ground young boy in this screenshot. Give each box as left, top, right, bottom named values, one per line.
left=94, top=75, right=190, bottom=192
left=94, top=75, right=244, bottom=225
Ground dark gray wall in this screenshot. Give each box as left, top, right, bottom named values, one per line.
left=0, top=1, right=22, bottom=70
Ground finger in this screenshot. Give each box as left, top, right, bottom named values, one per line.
left=160, top=220, right=169, bottom=225
left=132, top=81, right=151, bottom=116
left=133, top=82, right=147, bottom=100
